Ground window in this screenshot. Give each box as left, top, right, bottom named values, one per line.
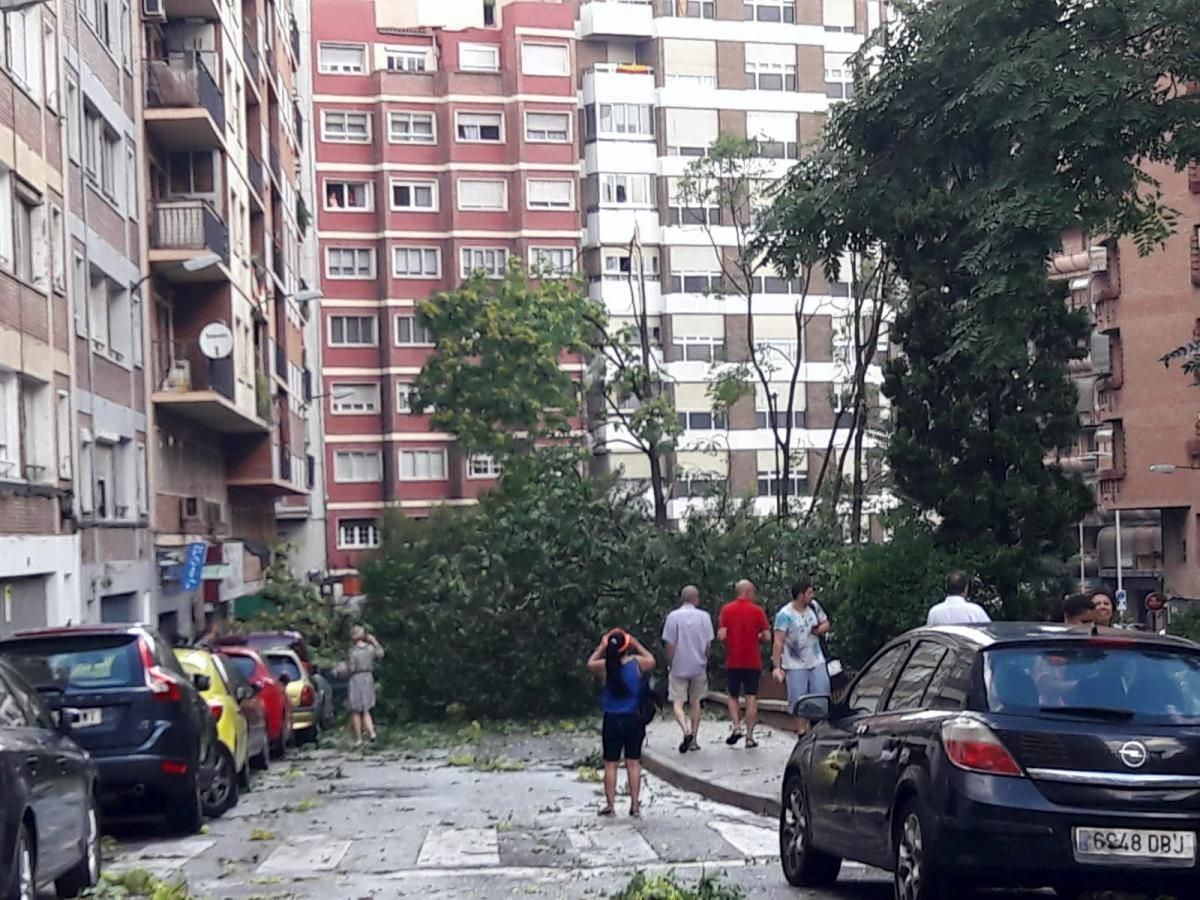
left=672, top=336, right=725, bottom=363
left=520, top=43, right=568, bottom=76
left=845, top=643, right=909, bottom=717
left=591, top=103, right=653, bottom=139
left=744, top=0, right=794, bottom=22
left=392, top=247, right=441, bottom=278
left=334, top=449, right=382, bottom=482
left=337, top=519, right=380, bottom=549
left=329, top=315, right=378, bottom=346
left=524, top=112, right=570, bottom=143
left=747, top=111, right=799, bottom=160
left=0, top=372, right=17, bottom=476
left=526, top=178, right=574, bottom=210
left=395, top=315, right=434, bottom=346
left=388, top=111, right=435, bottom=144
left=668, top=247, right=723, bottom=293
left=602, top=249, right=659, bottom=281
left=43, top=19, right=58, bottom=110
left=0, top=167, right=10, bottom=271
left=662, top=0, right=714, bottom=17
left=823, top=0, right=856, bottom=32
left=468, top=454, right=503, bottom=479
left=825, top=52, right=854, bottom=99
left=55, top=389, right=71, bottom=479
left=665, top=109, right=717, bottom=157
left=746, top=60, right=796, bottom=91
left=885, top=642, right=950, bottom=712
left=322, top=111, right=371, bottom=143
left=662, top=39, right=716, bottom=86
left=330, top=383, right=380, bottom=414
left=326, top=247, right=375, bottom=279
left=457, top=179, right=507, bottom=211
left=384, top=46, right=428, bottom=73
left=668, top=177, right=722, bottom=227
left=324, top=181, right=371, bottom=211
left=677, top=410, right=727, bottom=431
left=94, top=440, right=116, bottom=517
left=395, top=382, right=419, bottom=412
left=456, top=111, right=503, bottom=143
left=600, top=174, right=653, bottom=207
left=399, top=448, right=448, bottom=481
left=460, top=247, right=507, bottom=279
left=459, top=42, right=500, bottom=72
left=167, top=151, right=216, bottom=195
left=66, top=80, right=81, bottom=161
left=390, top=179, right=437, bottom=210
left=318, top=43, right=366, bottom=73
left=135, top=442, right=147, bottom=515
left=7, top=8, right=40, bottom=96
left=530, top=247, right=574, bottom=277
left=12, top=182, right=43, bottom=286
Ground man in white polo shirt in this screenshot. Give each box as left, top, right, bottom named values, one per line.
left=927, top=571, right=991, bottom=626
left=662, top=585, right=714, bottom=754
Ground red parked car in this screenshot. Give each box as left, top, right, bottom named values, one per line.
left=218, top=644, right=294, bottom=758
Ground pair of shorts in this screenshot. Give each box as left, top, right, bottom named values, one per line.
left=601, top=712, right=645, bottom=762
left=669, top=673, right=708, bottom=704
left=785, top=665, right=831, bottom=710
left=726, top=667, right=761, bottom=698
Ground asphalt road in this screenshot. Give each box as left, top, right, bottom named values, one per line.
left=101, top=732, right=1058, bottom=899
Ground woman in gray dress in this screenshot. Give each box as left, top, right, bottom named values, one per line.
left=347, top=624, right=384, bottom=746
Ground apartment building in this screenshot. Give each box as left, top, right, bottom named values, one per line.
left=311, top=0, right=580, bottom=581
left=578, top=0, right=887, bottom=522
left=1058, top=163, right=1200, bottom=611
left=0, top=0, right=83, bottom=631
left=140, top=0, right=317, bottom=632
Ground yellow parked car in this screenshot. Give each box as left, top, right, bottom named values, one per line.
left=262, top=648, right=322, bottom=745
left=175, top=648, right=270, bottom=815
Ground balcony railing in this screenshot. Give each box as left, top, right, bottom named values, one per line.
left=248, top=153, right=264, bottom=195
left=151, top=199, right=230, bottom=262
left=244, top=34, right=261, bottom=84
left=144, top=53, right=226, bottom=130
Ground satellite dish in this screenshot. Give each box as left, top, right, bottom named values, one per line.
left=198, top=322, right=234, bottom=360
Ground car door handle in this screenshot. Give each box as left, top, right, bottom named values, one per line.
left=56, top=755, right=70, bottom=769
left=25, top=755, right=39, bottom=770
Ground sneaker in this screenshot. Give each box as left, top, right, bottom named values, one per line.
left=688, top=741, right=701, bottom=752
left=679, top=734, right=693, bottom=754
left=725, top=730, right=744, bottom=746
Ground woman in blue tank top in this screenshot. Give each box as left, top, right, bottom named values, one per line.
left=586, top=629, right=656, bottom=817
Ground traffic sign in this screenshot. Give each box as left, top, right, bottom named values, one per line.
left=1115, top=589, right=1128, bottom=612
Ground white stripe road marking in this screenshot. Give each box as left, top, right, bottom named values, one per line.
left=256, top=835, right=352, bottom=876
left=565, top=826, right=659, bottom=866
left=417, top=826, right=501, bottom=869
left=709, top=821, right=779, bottom=859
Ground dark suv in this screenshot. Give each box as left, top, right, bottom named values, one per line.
left=0, top=625, right=218, bottom=834
left=780, top=623, right=1200, bottom=900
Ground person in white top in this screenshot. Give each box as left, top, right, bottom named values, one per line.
left=926, top=571, right=991, bottom=626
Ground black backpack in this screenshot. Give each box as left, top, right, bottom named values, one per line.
left=638, top=674, right=667, bottom=725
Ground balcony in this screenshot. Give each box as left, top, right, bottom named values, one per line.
left=582, top=63, right=656, bottom=107
left=153, top=346, right=270, bottom=435
left=144, top=54, right=226, bottom=148
left=149, top=200, right=230, bottom=280
left=579, top=0, right=653, bottom=38
left=227, top=440, right=308, bottom=497
left=243, top=34, right=261, bottom=86
left=269, top=145, right=282, bottom=187
left=162, top=0, right=220, bottom=19
left=247, top=153, right=264, bottom=207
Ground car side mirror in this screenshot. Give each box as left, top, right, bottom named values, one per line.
left=792, top=694, right=831, bottom=722
left=192, top=674, right=211, bottom=692
left=235, top=685, right=253, bottom=702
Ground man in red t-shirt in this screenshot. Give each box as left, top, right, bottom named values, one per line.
left=718, top=579, right=772, bottom=748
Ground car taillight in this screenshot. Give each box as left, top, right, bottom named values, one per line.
left=941, top=716, right=1023, bottom=777
left=208, top=702, right=223, bottom=722
left=138, top=639, right=182, bottom=702
left=300, top=684, right=315, bottom=706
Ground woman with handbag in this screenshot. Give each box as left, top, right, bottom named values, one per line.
left=586, top=629, right=656, bottom=818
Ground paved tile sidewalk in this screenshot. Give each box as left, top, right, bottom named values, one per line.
left=640, top=712, right=796, bottom=817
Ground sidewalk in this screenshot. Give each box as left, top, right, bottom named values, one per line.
left=640, top=710, right=794, bottom=818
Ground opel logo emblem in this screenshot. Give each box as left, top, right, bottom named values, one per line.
left=1118, top=741, right=1148, bottom=769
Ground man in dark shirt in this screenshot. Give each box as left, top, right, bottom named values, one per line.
left=718, top=580, right=771, bottom=748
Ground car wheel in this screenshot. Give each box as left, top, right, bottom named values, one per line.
left=251, top=740, right=270, bottom=772
left=167, top=772, right=204, bottom=835
left=202, top=747, right=239, bottom=817
left=6, top=821, right=35, bottom=900
left=780, top=773, right=841, bottom=887
left=893, top=799, right=965, bottom=900
left=55, top=792, right=101, bottom=898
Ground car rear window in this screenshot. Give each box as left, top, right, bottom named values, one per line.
left=266, top=654, right=302, bottom=682
left=985, top=643, right=1200, bottom=724
left=225, top=654, right=258, bottom=681
left=1, top=636, right=143, bottom=690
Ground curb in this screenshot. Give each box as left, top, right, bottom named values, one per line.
left=702, top=692, right=794, bottom=731
left=641, top=745, right=782, bottom=819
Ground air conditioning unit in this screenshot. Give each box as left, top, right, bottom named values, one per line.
left=141, top=0, right=165, bottom=20
left=1088, top=246, right=1109, bottom=273
left=163, top=358, right=191, bottom=392
left=180, top=496, right=206, bottom=532
left=205, top=500, right=229, bottom=535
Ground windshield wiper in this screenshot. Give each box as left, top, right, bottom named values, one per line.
left=1040, top=705, right=1135, bottom=720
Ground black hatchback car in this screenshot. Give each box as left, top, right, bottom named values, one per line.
left=0, top=625, right=218, bottom=835
left=780, top=623, right=1200, bottom=900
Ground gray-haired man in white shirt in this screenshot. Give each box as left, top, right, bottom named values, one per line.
left=926, top=571, right=991, bottom=626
